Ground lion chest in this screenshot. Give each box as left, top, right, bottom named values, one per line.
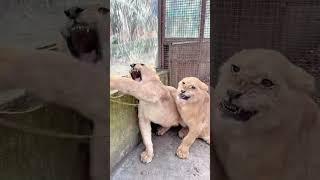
left=218, top=136, right=288, bottom=180
left=139, top=101, right=175, bottom=126
left=177, top=104, right=200, bottom=123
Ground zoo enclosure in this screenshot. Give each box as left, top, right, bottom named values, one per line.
left=159, top=0, right=210, bottom=87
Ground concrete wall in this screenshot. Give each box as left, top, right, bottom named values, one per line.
left=110, top=70, right=169, bottom=172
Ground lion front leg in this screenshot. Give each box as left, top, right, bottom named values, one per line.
left=89, top=121, right=108, bottom=180
left=156, top=126, right=171, bottom=136
left=178, top=127, right=189, bottom=139
left=138, top=116, right=154, bottom=163
left=176, top=126, right=201, bottom=159
left=110, top=76, right=159, bottom=103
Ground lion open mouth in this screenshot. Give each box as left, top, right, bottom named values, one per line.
left=219, top=100, right=257, bottom=122
left=130, top=69, right=142, bottom=81
left=66, top=23, right=101, bottom=63
left=179, top=93, right=190, bottom=100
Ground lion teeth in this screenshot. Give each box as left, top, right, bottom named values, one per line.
left=71, top=25, right=90, bottom=32
left=223, top=103, right=239, bottom=113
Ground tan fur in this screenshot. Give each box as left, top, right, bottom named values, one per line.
left=213, top=49, right=320, bottom=180
left=110, top=64, right=182, bottom=163
left=174, top=77, right=210, bottom=159
left=0, top=47, right=107, bottom=180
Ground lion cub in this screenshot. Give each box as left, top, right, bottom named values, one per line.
left=174, top=77, right=210, bottom=159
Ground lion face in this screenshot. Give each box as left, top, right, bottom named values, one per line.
left=61, top=5, right=109, bottom=63
left=214, top=49, right=315, bottom=130
left=176, top=77, right=208, bottom=103
left=129, top=63, right=159, bottom=82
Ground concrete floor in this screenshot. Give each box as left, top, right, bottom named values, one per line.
left=111, top=128, right=210, bottom=180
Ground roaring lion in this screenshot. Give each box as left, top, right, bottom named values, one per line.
left=174, top=77, right=210, bottom=159
left=37, top=4, right=108, bottom=64
left=0, top=4, right=108, bottom=180
left=213, top=49, right=320, bottom=180
left=110, top=63, right=182, bottom=163
left=0, top=47, right=107, bottom=180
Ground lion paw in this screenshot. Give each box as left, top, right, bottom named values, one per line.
left=140, top=151, right=154, bottom=163
left=176, top=145, right=189, bottom=159
left=178, top=127, right=188, bottom=139
left=156, top=127, right=169, bottom=136
left=202, top=136, right=210, bottom=144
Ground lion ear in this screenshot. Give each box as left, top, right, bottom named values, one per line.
left=198, top=81, right=209, bottom=92
left=287, top=64, right=315, bottom=95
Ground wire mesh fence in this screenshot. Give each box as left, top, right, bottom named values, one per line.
left=204, top=0, right=210, bottom=39
left=212, top=0, right=320, bottom=102
left=160, top=0, right=210, bottom=87
left=165, top=0, right=202, bottom=38
left=168, top=41, right=210, bottom=87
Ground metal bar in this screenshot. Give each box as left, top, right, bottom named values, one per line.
left=159, top=0, right=166, bottom=69
left=199, top=0, right=207, bottom=41
left=171, top=41, right=203, bottom=45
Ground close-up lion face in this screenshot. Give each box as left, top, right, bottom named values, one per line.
left=129, top=63, right=159, bottom=82
left=214, top=49, right=315, bottom=131
left=61, top=4, right=109, bottom=63
left=176, top=77, right=208, bottom=103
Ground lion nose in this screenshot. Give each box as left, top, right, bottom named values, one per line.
left=130, top=63, right=136, bottom=68
left=181, top=90, right=186, bottom=93
left=64, top=7, right=84, bottom=19
left=227, top=90, right=242, bottom=100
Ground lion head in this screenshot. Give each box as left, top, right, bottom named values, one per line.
left=129, top=63, right=160, bottom=82
left=176, top=77, right=209, bottom=103
left=60, top=4, right=109, bottom=63
left=214, top=49, right=315, bottom=132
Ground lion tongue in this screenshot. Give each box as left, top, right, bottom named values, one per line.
left=79, top=50, right=97, bottom=62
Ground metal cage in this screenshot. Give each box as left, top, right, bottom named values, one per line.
left=159, top=0, right=210, bottom=87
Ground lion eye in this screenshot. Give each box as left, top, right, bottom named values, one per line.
left=261, top=79, right=274, bottom=87
left=191, top=86, right=196, bottom=89
left=76, top=7, right=84, bottom=14
left=141, top=63, right=145, bottom=66
left=98, top=7, right=109, bottom=14
left=182, top=82, right=185, bottom=85
left=231, top=64, right=240, bottom=73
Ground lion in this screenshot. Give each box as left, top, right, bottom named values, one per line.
left=0, top=47, right=107, bottom=180
left=174, top=77, right=210, bottom=159
left=110, top=63, right=182, bottom=163
left=212, top=49, right=320, bottom=180
left=36, top=4, right=108, bottom=64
